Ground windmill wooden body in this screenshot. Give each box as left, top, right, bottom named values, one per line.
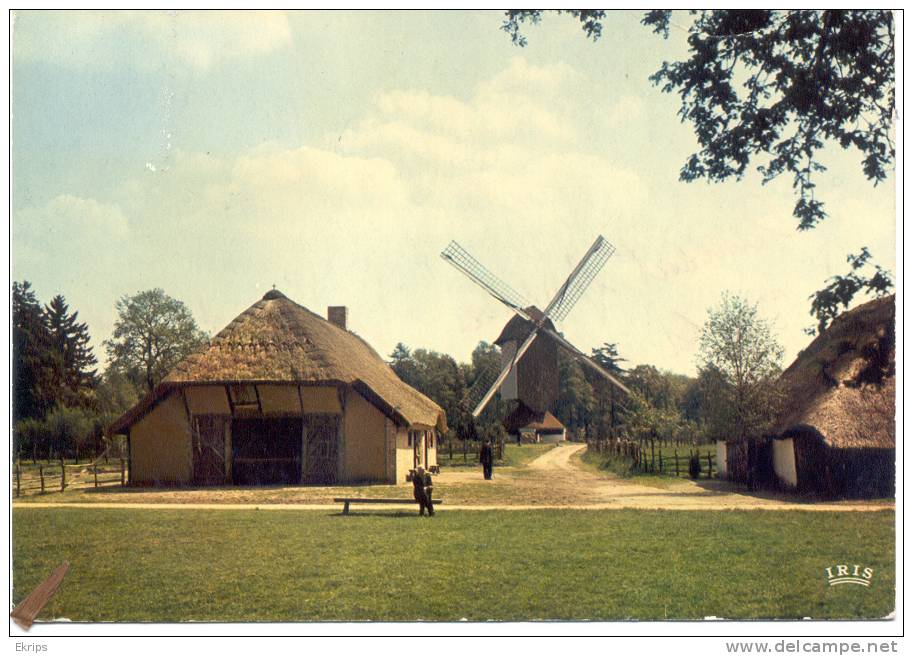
left=441, top=236, right=630, bottom=423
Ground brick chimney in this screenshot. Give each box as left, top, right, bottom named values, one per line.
left=327, top=306, right=348, bottom=331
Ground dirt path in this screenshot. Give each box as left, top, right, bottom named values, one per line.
left=528, top=442, right=586, bottom=471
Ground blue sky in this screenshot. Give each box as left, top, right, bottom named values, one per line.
left=11, top=10, right=896, bottom=375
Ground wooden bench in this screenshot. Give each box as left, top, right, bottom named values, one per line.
left=333, top=497, right=444, bottom=515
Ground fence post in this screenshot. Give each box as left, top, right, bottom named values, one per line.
left=463, top=438, right=467, bottom=462
left=707, top=453, right=713, bottom=478
left=674, top=449, right=679, bottom=477
left=60, top=459, right=66, bottom=492
left=15, top=461, right=21, bottom=497
left=121, top=458, right=126, bottom=486
left=40, top=465, right=45, bottom=493
left=449, top=439, right=453, bottom=461
left=93, top=466, right=98, bottom=488
left=659, top=449, right=663, bottom=473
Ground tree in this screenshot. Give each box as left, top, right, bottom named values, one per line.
left=503, top=10, right=894, bottom=231
left=589, top=343, right=626, bottom=440
left=390, top=342, right=419, bottom=388
left=45, top=294, right=98, bottom=393
left=12, top=281, right=63, bottom=422
left=807, top=247, right=894, bottom=334
left=105, top=289, right=209, bottom=393
left=502, top=10, right=895, bottom=313
left=697, top=293, right=785, bottom=440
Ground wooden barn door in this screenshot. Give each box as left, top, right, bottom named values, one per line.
left=302, top=415, right=339, bottom=484
left=193, top=415, right=227, bottom=485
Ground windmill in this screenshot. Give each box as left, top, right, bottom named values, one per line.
left=440, top=236, right=631, bottom=425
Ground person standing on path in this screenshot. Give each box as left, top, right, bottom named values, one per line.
left=479, top=439, right=494, bottom=480
left=412, top=466, right=434, bottom=516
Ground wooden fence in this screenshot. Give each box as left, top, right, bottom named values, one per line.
left=13, top=458, right=128, bottom=497
left=587, top=438, right=717, bottom=479
left=437, top=438, right=504, bottom=466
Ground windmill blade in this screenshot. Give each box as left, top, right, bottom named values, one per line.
left=441, top=241, right=534, bottom=320
left=541, top=326, right=631, bottom=395
left=470, top=329, right=539, bottom=417
left=543, top=235, right=616, bottom=323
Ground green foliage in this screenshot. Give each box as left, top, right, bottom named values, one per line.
left=43, top=404, right=94, bottom=457
left=688, top=454, right=702, bottom=479
left=808, top=247, right=894, bottom=334
left=12, top=281, right=64, bottom=421
left=504, top=10, right=895, bottom=231
left=13, top=508, right=895, bottom=620
left=105, top=288, right=209, bottom=393
left=45, top=294, right=98, bottom=391
left=698, top=293, right=785, bottom=440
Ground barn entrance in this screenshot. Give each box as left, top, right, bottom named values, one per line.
left=302, top=414, right=340, bottom=484
left=192, top=415, right=229, bottom=485
left=231, top=417, right=303, bottom=485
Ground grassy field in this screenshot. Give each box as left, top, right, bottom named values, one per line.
left=437, top=442, right=555, bottom=468
left=13, top=507, right=894, bottom=622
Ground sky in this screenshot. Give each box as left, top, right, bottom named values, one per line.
left=10, top=10, right=897, bottom=376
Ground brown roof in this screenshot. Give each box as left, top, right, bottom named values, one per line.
left=110, top=290, right=446, bottom=433
left=775, top=295, right=895, bottom=449
left=502, top=403, right=566, bottom=434
left=493, top=306, right=556, bottom=346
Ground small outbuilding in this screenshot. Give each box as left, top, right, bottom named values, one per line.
left=770, top=295, right=895, bottom=497
left=502, top=403, right=567, bottom=444
left=110, top=290, right=446, bottom=486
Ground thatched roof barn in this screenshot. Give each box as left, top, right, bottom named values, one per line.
left=110, top=290, right=446, bottom=486
left=769, top=295, right=895, bottom=497
left=502, top=403, right=567, bottom=444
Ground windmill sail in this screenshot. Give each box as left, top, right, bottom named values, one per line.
left=541, top=326, right=631, bottom=395
left=441, top=241, right=533, bottom=320
left=543, top=235, right=616, bottom=322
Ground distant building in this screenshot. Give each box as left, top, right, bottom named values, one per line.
left=109, top=290, right=446, bottom=486
left=502, top=404, right=567, bottom=444
left=493, top=306, right=559, bottom=414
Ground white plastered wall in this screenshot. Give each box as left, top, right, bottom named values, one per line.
left=772, top=438, right=798, bottom=487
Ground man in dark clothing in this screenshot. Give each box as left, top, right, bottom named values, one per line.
left=479, top=440, right=494, bottom=480
left=412, top=467, right=435, bottom=516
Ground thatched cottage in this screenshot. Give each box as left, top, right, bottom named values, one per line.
left=110, top=290, right=446, bottom=486
left=769, top=295, right=895, bottom=497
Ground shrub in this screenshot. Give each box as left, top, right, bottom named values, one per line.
left=688, top=454, right=702, bottom=479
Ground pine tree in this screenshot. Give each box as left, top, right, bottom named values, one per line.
left=44, top=295, right=98, bottom=392
left=12, top=281, right=63, bottom=421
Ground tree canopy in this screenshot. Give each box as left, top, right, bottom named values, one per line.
left=697, top=293, right=784, bottom=440
left=503, top=9, right=895, bottom=231
left=104, top=288, right=209, bottom=393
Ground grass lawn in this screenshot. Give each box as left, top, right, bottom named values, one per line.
left=13, top=507, right=894, bottom=622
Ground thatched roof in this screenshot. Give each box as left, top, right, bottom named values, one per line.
left=502, top=403, right=566, bottom=434
left=110, top=290, right=446, bottom=433
left=775, top=295, right=895, bottom=449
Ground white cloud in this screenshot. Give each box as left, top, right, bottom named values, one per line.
left=12, top=10, right=292, bottom=72
left=16, top=194, right=129, bottom=241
